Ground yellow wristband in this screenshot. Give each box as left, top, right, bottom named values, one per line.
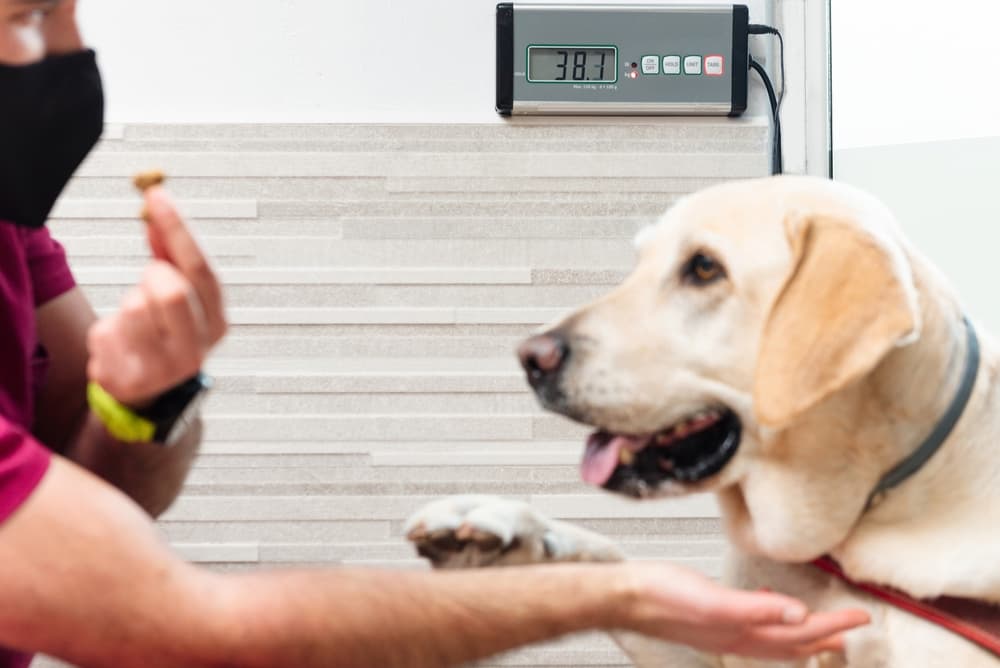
left=86, top=382, right=157, bottom=443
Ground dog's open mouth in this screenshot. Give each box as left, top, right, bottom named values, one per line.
left=581, top=408, right=742, bottom=496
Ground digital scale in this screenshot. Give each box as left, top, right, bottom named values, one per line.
left=496, top=3, right=750, bottom=116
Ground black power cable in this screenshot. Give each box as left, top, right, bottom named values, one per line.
left=747, top=24, right=785, bottom=175
left=749, top=58, right=781, bottom=174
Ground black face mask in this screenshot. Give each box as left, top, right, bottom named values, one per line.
left=0, top=49, right=104, bottom=229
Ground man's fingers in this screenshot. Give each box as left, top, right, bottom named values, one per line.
left=142, top=186, right=227, bottom=342
left=140, top=260, right=209, bottom=360
left=747, top=608, right=870, bottom=647
left=701, top=585, right=808, bottom=627
left=88, top=289, right=163, bottom=403
left=794, top=634, right=847, bottom=657
left=87, top=188, right=229, bottom=406
left=144, top=213, right=170, bottom=263
left=729, top=630, right=848, bottom=661
left=118, top=288, right=160, bottom=354
left=142, top=186, right=202, bottom=268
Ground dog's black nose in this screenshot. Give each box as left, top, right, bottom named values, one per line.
left=518, top=333, right=569, bottom=386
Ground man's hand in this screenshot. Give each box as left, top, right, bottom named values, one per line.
left=86, top=187, right=227, bottom=406
left=618, top=562, right=870, bottom=659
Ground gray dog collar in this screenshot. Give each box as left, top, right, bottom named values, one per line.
left=866, top=316, right=980, bottom=510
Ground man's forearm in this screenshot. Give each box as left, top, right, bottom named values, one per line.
left=2, top=455, right=632, bottom=668
left=62, top=413, right=201, bottom=517
left=211, top=564, right=627, bottom=668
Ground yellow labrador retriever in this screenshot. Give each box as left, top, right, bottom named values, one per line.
left=407, top=175, right=1000, bottom=666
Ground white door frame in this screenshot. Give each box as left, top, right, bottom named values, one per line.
left=769, top=0, right=831, bottom=177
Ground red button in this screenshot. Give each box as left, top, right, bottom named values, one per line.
left=704, top=54, right=724, bottom=76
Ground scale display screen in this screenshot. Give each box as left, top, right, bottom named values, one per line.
left=527, top=46, right=617, bottom=83
left=496, top=3, right=749, bottom=116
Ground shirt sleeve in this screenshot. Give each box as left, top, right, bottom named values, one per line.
left=23, top=227, right=76, bottom=307
left=0, top=418, right=51, bottom=523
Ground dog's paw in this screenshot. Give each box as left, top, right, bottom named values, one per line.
left=404, top=495, right=566, bottom=569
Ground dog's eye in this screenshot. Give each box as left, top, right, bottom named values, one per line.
left=682, top=252, right=726, bottom=286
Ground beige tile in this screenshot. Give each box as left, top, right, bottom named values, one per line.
left=58, top=122, right=768, bottom=640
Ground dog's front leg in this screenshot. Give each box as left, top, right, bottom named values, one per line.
left=406, top=495, right=720, bottom=667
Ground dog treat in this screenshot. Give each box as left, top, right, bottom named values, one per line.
left=133, top=169, right=165, bottom=193
left=133, top=170, right=165, bottom=222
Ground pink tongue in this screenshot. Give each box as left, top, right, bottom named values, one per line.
left=581, top=435, right=642, bottom=486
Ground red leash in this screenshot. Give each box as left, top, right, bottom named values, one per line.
left=812, top=556, right=1000, bottom=657
left=806, top=319, right=999, bottom=655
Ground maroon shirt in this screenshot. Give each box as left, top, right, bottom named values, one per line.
left=0, top=221, right=76, bottom=668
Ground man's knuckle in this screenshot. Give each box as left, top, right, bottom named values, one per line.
left=188, top=256, right=215, bottom=282
left=161, top=287, right=190, bottom=310
left=88, top=321, right=110, bottom=346
left=157, top=210, right=183, bottom=232
left=106, top=375, right=133, bottom=399
left=212, top=318, right=229, bottom=342
left=143, top=260, right=168, bottom=280
left=183, top=343, right=206, bottom=363
left=118, top=377, right=138, bottom=396
left=121, top=296, right=147, bottom=318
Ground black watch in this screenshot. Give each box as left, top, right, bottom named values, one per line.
left=135, top=372, right=213, bottom=446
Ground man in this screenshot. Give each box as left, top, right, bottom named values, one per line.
left=0, top=2, right=869, bottom=666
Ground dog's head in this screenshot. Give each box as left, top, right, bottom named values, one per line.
left=519, top=176, right=922, bottom=516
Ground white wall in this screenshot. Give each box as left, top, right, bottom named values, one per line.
left=80, top=0, right=496, bottom=123
left=79, top=0, right=770, bottom=124
left=832, top=0, right=1000, bottom=149
left=832, top=0, right=1000, bottom=332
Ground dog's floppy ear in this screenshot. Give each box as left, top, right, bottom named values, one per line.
left=753, top=213, right=921, bottom=427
